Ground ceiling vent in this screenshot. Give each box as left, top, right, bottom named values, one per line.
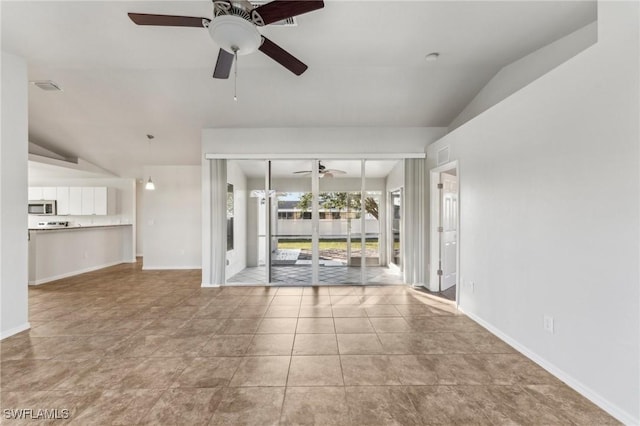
left=31, top=80, right=63, bottom=92
left=250, top=2, right=297, bottom=26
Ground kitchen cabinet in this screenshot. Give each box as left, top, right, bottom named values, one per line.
left=56, top=187, right=70, bottom=215
left=93, top=187, right=108, bottom=215
left=28, top=187, right=56, bottom=200
left=42, top=187, right=57, bottom=200
left=28, top=187, right=43, bottom=200
left=69, top=187, right=83, bottom=215
left=81, top=187, right=94, bottom=215
left=29, top=186, right=117, bottom=215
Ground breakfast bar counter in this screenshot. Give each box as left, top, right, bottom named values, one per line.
left=28, top=224, right=135, bottom=285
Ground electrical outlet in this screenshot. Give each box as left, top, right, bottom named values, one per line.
left=469, top=281, right=475, bottom=292
left=544, top=315, right=554, bottom=334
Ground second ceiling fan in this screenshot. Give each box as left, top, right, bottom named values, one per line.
left=128, top=0, right=324, bottom=79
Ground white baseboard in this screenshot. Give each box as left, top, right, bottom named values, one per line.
left=142, top=265, right=201, bottom=270
left=1, top=322, right=31, bottom=340
left=201, top=282, right=221, bottom=288
left=29, top=261, right=124, bottom=285
left=460, top=308, right=638, bottom=425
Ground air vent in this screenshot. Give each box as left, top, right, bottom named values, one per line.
left=250, top=2, right=297, bottom=26
left=30, top=80, right=63, bottom=92
left=437, top=146, right=450, bottom=165
left=269, top=16, right=296, bottom=26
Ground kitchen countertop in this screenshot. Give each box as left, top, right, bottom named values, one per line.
left=29, top=224, right=132, bottom=231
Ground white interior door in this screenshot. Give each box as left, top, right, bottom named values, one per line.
left=440, top=172, right=458, bottom=290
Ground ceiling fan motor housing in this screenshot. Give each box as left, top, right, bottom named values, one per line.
left=208, top=15, right=261, bottom=55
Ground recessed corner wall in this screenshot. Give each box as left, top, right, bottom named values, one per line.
left=427, top=2, right=639, bottom=423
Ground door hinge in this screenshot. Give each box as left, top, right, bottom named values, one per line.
left=437, top=269, right=443, bottom=276
left=437, top=226, right=443, bottom=232
left=437, top=183, right=443, bottom=189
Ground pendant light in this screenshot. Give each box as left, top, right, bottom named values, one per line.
left=145, top=134, right=156, bottom=190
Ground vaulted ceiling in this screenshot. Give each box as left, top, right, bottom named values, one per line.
left=2, top=1, right=596, bottom=178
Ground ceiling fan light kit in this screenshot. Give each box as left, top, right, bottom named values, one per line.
left=208, top=15, right=261, bottom=56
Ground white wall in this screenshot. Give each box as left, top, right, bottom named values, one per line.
left=202, top=127, right=446, bottom=156
left=426, top=2, right=639, bottom=422
left=1, top=52, right=30, bottom=339
left=143, top=165, right=201, bottom=269
left=136, top=180, right=144, bottom=256
left=226, top=160, right=247, bottom=278
left=449, top=21, right=598, bottom=131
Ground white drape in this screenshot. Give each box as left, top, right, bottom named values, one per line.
left=210, top=159, right=227, bottom=285
left=403, top=158, right=427, bottom=285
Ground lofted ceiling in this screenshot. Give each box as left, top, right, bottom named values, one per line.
left=1, top=1, right=596, bottom=179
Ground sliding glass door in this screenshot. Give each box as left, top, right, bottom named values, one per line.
left=225, top=158, right=404, bottom=285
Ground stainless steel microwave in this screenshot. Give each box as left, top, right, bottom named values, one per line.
left=28, top=200, right=56, bottom=215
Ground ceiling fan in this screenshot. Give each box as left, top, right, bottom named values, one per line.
left=128, top=0, right=324, bottom=79
left=293, top=162, right=346, bottom=178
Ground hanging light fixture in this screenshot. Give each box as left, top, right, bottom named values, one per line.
left=145, top=176, right=155, bottom=190
left=145, top=134, right=156, bottom=190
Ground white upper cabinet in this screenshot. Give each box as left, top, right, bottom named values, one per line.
left=93, top=187, right=108, bottom=215
left=30, top=186, right=117, bottom=216
left=28, top=187, right=43, bottom=200
left=81, top=187, right=94, bottom=215
left=56, top=187, right=70, bottom=215
left=42, top=187, right=57, bottom=200
left=69, top=187, right=83, bottom=215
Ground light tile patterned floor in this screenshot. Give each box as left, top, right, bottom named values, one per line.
left=228, top=265, right=403, bottom=285
left=0, top=261, right=618, bottom=425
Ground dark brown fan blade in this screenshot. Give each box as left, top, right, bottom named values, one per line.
left=128, top=13, right=210, bottom=28
left=213, top=49, right=234, bottom=79
left=259, top=37, right=308, bottom=76
left=251, top=1, right=324, bottom=26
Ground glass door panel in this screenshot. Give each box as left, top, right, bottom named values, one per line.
left=390, top=189, right=402, bottom=268
left=225, top=160, right=267, bottom=285
left=269, top=161, right=314, bottom=284
left=366, top=160, right=403, bottom=285
left=317, top=160, right=363, bottom=284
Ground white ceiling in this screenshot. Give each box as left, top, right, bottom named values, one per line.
left=28, top=160, right=115, bottom=181
left=2, top=1, right=596, bottom=178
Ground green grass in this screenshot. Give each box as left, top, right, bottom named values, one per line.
left=278, top=240, right=379, bottom=251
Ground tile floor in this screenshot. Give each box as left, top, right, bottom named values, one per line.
left=228, top=265, right=403, bottom=285
left=0, top=261, right=618, bottom=425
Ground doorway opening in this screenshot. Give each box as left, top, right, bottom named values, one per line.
left=429, top=161, right=459, bottom=303
left=225, top=158, right=404, bottom=285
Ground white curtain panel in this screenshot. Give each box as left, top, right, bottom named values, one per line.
left=210, top=159, right=227, bottom=285
left=403, top=158, right=427, bottom=285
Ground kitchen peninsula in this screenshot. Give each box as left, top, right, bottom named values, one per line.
left=28, top=224, right=134, bottom=285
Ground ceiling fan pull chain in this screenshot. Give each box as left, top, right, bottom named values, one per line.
left=233, top=47, right=238, bottom=101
